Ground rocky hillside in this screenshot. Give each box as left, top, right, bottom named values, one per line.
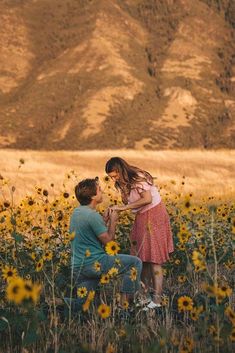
left=0, top=0, right=234, bottom=149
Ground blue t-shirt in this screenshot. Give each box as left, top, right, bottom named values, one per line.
left=69, top=206, right=108, bottom=268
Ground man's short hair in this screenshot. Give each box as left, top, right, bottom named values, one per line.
left=75, top=178, right=98, bottom=205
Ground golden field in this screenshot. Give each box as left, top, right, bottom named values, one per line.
left=0, top=149, right=235, bottom=201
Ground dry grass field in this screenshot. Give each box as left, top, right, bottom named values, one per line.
left=0, top=149, right=234, bottom=201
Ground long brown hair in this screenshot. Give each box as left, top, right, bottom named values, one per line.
left=105, top=157, right=153, bottom=195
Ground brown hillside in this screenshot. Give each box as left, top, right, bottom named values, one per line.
left=0, top=0, right=234, bottom=149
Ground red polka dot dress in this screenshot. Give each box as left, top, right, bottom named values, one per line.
left=129, top=181, right=174, bottom=264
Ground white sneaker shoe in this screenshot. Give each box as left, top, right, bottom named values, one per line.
left=142, top=301, right=162, bottom=311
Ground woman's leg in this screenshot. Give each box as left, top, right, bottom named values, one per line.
left=150, top=263, right=163, bottom=305
left=141, top=262, right=152, bottom=294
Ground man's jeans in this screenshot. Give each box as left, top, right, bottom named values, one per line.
left=64, top=254, right=142, bottom=311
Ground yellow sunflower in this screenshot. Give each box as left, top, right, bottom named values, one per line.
left=97, top=303, right=111, bottom=319
left=130, top=267, right=137, bottom=281
left=108, top=267, right=119, bottom=277
left=2, top=265, right=18, bottom=283
left=122, top=300, right=129, bottom=310
left=77, top=287, right=88, bottom=298
left=219, top=284, right=232, bottom=297
left=36, top=259, right=44, bottom=272
left=43, top=250, right=53, bottom=261
left=24, top=280, right=41, bottom=304
left=6, top=277, right=25, bottom=304
left=93, top=261, right=101, bottom=272
left=178, top=296, right=193, bottom=312
left=105, top=241, right=120, bottom=256
left=178, top=275, right=186, bottom=283
left=100, top=274, right=110, bottom=285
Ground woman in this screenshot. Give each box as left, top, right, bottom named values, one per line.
left=105, top=157, right=174, bottom=309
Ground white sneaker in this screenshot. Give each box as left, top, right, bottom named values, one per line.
left=135, top=296, right=151, bottom=308
left=142, top=301, right=162, bottom=311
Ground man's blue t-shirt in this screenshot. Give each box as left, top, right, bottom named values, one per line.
left=69, top=205, right=108, bottom=268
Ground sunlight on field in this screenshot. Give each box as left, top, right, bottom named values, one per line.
left=0, top=149, right=234, bottom=201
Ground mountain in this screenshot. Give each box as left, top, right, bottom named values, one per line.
left=0, top=0, right=234, bottom=149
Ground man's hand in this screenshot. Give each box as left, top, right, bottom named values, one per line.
left=109, top=209, right=119, bottom=223
left=103, top=208, right=110, bottom=224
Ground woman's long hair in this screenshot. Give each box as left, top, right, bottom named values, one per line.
left=105, top=157, right=153, bottom=195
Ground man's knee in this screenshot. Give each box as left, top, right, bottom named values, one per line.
left=130, top=255, right=142, bottom=272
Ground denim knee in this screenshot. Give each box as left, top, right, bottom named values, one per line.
left=133, top=256, right=142, bottom=273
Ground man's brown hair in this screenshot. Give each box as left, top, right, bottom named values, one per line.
left=75, top=178, right=98, bottom=205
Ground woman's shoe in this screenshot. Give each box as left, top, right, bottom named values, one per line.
left=142, top=300, right=162, bottom=311
left=135, top=296, right=152, bottom=308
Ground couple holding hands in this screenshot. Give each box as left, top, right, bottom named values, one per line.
left=69, top=157, right=174, bottom=310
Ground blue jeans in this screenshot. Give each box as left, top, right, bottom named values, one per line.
left=64, top=254, right=142, bottom=310
left=75, top=254, right=142, bottom=294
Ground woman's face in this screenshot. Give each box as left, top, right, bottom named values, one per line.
left=108, top=170, right=121, bottom=182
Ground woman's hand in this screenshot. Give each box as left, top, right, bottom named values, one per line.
left=109, top=205, right=128, bottom=212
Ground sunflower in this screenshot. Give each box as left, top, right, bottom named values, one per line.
left=30, top=252, right=36, bottom=260
left=36, top=259, right=44, bottom=272
left=105, top=241, right=120, bottom=256
left=77, top=287, right=88, bottom=298
left=2, top=265, right=18, bottom=282
left=182, top=195, right=192, bottom=213
left=130, top=267, right=137, bottom=281
left=195, top=232, right=203, bottom=240
left=198, top=244, right=206, bottom=256
left=6, top=277, right=25, bottom=304
left=122, top=300, right=129, bottom=310
left=178, top=275, right=186, bottom=283
left=93, top=261, right=101, bottom=272
left=97, top=303, right=111, bottom=319
left=100, top=274, right=110, bottom=285
left=177, top=230, right=191, bottom=244
left=177, top=243, right=186, bottom=251
left=24, top=280, right=41, bottom=304
left=178, top=296, right=193, bottom=312
left=118, top=328, right=126, bottom=337
left=180, top=337, right=194, bottom=352
left=43, top=250, right=53, bottom=261
left=219, top=284, right=232, bottom=297
left=161, top=295, right=169, bottom=306
left=190, top=306, right=203, bottom=321
left=108, top=267, right=119, bottom=277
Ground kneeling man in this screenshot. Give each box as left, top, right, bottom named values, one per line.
left=69, top=178, right=142, bottom=308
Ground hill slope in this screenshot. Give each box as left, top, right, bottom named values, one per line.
left=0, top=0, right=234, bottom=149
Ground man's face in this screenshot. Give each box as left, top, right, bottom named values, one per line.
left=93, top=183, right=103, bottom=204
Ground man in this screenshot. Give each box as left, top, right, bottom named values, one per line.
left=69, top=178, right=142, bottom=308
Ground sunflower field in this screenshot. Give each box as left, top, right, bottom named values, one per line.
left=0, top=170, right=234, bottom=353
